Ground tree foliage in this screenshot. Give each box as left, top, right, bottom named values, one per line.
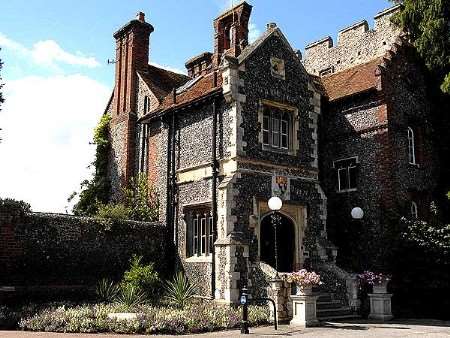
left=96, top=173, right=159, bottom=222
left=391, top=0, right=450, bottom=94
left=71, top=114, right=112, bottom=216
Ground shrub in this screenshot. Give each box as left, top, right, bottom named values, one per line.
left=18, top=301, right=270, bottom=334
left=122, top=255, right=159, bottom=300
left=164, top=272, right=196, bottom=308
left=116, top=285, right=147, bottom=310
left=96, top=278, right=120, bottom=303
left=96, top=203, right=130, bottom=221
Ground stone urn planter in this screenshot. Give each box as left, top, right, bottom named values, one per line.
left=358, top=271, right=393, bottom=321
left=285, top=269, right=322, bottom=328
left=293, top=284, right=313, bottom=296
left=372, top=280, right=389, bottom=294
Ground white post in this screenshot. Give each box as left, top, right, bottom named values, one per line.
left=368, top=293, right=393, bottom=321
left=290, top=294, right=319, bottom=327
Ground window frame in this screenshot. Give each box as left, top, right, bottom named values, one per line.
left=186, top=206, right=214, bottom=259
left=333, top=157, right=359, bottom=193
left=411, top=201, right=418, bottom=219
left=407, top=127, right=417, bottom=165
left=262, top=107, right=292, bottom=152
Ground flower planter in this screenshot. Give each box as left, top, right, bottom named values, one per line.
left=373, top=280, right=389, bottom=294
left=294, top=284, right=313, bottom=296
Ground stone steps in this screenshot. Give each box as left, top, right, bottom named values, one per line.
left=316, top=293, right=360, bottom=321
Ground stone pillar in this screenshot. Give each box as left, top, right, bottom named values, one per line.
left=290, top=294, right=319, bottom=327
left=267, top=278, right=292, bottom=322
left=368, top=293, right=393, bottom=321
left=214, top=233, right=249, bottom=304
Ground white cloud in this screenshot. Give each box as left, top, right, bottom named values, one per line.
left=0, top=74, right=110, bottom=212
left=0, top=33, right=100, bottom=69
left=248, top=22, right=261, bottom=43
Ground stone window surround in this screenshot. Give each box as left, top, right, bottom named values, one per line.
left=333, top=156, right=359, bottom=193
left=258, top=99, right=299, bottom=156
left=183, top=201, right=214, bottom=263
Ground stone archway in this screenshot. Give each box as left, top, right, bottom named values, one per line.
left=260, top=212, right=295, bottom=272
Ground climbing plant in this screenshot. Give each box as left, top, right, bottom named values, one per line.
left=71, top=114, right=111, bottom=216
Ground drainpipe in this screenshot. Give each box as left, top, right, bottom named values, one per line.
left=171, top=109, right=177, bottom=248
left=211, top=71, right=218, bottom=299
left=165, top=115, right=173, bottom=242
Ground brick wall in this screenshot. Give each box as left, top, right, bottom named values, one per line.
left=0, top=211, right=171, bottom=288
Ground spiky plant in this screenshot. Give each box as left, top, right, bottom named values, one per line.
left=95, top=278, right=120, bottom=303
left=164, top=272, right=196, bottom=308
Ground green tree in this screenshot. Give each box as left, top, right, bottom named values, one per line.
left=391, top=0, right=450, bottom=94
left=71, top=114, right=112, bottom=216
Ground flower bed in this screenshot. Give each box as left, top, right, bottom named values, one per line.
left=17, top=300, right=270, bottom=335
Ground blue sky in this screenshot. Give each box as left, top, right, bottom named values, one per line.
left=0, top=0, right=391, bottom=212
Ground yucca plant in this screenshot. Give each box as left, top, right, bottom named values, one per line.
left=117, top=284, right=147, bottom=310
left=96, top=278, right=120, bottom=303
left=164, top=271, right=196, bottom=308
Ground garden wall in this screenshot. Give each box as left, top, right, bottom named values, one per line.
left=0, top=206, right=172, bottom=297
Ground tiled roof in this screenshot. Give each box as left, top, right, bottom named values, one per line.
left=138, top=65, right=190, bottom=101
left=156, top=71, right=222, bottom=113
left=320, top=58, right=383, bottom=101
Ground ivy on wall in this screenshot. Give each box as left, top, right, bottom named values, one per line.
left=71, top=114, right=112, bottom=216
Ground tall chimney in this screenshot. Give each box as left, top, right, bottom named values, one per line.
left=111, top=13, right=154, bottom=188
left=213, top=2, right=252, bottom=66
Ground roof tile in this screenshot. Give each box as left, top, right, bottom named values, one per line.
left=320, top=58, right=382, bottom=101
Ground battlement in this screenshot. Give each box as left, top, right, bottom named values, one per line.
left=304, top=4, right=402, bottom=76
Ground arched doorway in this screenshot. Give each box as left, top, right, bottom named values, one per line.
left=260, top=212, right=295, bottom=272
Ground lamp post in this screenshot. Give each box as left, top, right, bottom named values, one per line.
left=351, top=207, right=364, bottom=220
left=268, top=196, right=283, bottom=277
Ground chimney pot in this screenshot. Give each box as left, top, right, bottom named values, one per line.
left=267, top=22, right=277, bottom=30
left=137, top=12, right=145, bottom=22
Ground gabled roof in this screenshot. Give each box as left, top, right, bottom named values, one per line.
left=320, top=57, right=383, bottom=101
left=139, top=71, right=222, bottom=122
left=138, top=65, right=190, bottom=102
left=238, top=26, right=302, bottom=69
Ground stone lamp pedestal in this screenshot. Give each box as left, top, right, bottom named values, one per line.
left=368, top=282, right=393, bottom=321
left=290, top=286, right=319, bottom=327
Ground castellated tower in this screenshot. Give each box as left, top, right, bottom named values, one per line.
left=303, top=5, right=401, bottom=76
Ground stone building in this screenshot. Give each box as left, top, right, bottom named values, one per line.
left=104, top=2, right=436, bottom=305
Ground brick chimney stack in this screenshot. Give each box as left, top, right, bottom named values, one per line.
left=213, top=1, right=252, bottom=67
left=111, top=13, right=154, bottom=188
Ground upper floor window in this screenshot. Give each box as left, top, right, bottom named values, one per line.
left=334, top=157, right=358, bottom=192
left=411, top=201, right=418, bottom=219
left=143, top=96, right=151, bottom=114
left=407, top=127, right=417, bottom=165
left=224, top=25, right=232, bottom=50
left=262, top=108, right=291, bottom=150
left=187, top=207, right=214, bottom=258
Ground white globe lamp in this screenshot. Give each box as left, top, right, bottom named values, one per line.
left=268, top=196, right=283, bottom=211
left=351, top=207, right=364, bottom=220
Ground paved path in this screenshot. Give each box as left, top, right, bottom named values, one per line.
left=1, top=320, right=450, bottom=337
